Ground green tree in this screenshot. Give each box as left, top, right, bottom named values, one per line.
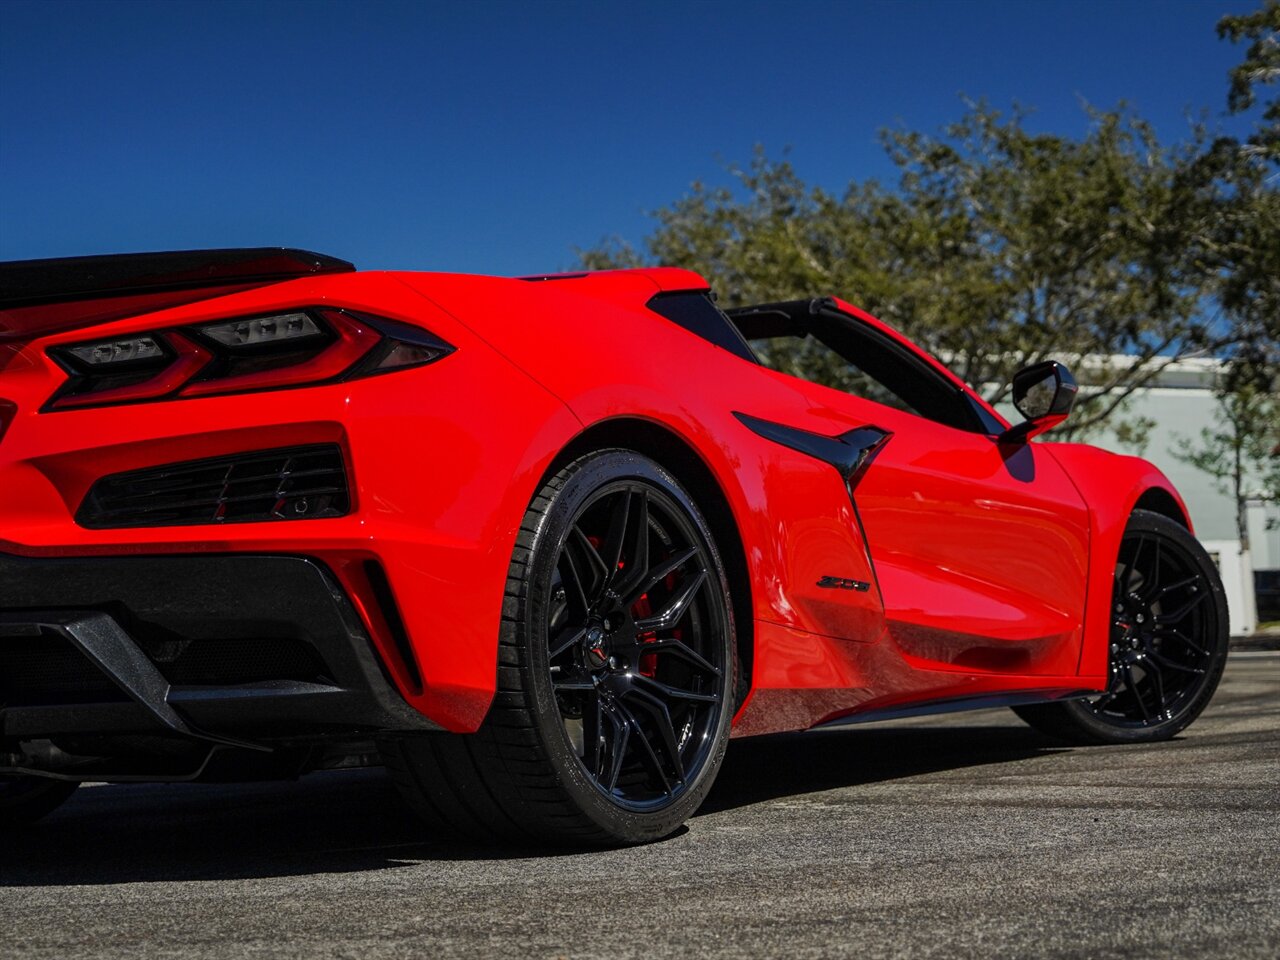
left=584, top=106, right=1229, bottom=439
left=1172, top=2, right=1280, bottom=542
left=1202, top=1, right=1279, bottom=378
left=583, top=7, right=1280, bottom=452
left=1218, top=0, right=1280, bottom=161
left=1213, top=1, right=1274, bottom=373
left=1173, top=363, right=1279, bottom=551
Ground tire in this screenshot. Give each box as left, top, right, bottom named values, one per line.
left=1014, top=509, right=1229, bottom=744
left=0, top=777, right=79, bottom=826
left=382, top=449, right=737, bottom=846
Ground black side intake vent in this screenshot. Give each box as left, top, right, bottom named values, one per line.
left=78, top=444, right=350, bottom=528
left=0, top=630, right=130, bottom=706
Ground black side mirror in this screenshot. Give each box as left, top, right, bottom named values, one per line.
left=1000, top=360, right=1078, bottom=443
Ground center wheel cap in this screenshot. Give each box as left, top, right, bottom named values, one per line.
left=584, top=625, right=609, bottom=669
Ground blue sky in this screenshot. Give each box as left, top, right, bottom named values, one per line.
left=0, top=0, right=1256, bottom=275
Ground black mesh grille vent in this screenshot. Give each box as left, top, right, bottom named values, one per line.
left=77, top=444, right=350, bottom=528
left=0, top=634, right=333, bottom=707
left=0, top=635, right=129, bottom=706
left=138, top=637, right=333, bottom=686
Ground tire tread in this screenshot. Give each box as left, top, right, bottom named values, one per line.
left=381, top=458, right=617, bottom=846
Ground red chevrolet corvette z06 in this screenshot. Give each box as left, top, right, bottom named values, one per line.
left=0, top=249, right=1229, bottom=844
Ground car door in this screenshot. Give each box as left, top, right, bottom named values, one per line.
left=731, top=298, right=1091, bottom=678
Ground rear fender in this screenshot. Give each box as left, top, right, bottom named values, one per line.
left=401, top=275, right=894, bottom=720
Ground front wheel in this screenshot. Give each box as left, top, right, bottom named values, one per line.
left=1014, top=509, right=1229, bottom=744
left=383, top=449, right=737, bottom=846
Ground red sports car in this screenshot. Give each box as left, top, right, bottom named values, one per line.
left=0, top=249, right=1229, bottom=844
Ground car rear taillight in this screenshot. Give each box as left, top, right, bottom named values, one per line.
left=65, top=334, right=167, bottom=366
left=199, top=312, right=325, bottom=348
left=46, top=309, right=453, bottom=410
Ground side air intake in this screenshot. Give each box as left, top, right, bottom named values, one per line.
left=77, top=444, right=349, bottom=528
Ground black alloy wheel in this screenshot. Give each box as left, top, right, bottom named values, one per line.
left=546, top=475, right=726, bottom=808
left=0, top=776, right=79, bottom=826
left=1014, top=509, right=1229, bottom=744
left=382, top=449, right=736, bottom=846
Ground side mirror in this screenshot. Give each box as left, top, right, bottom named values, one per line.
left=1000, top=360, right=1078, bottom=443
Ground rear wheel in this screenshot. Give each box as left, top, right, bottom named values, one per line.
left=1014, top=509, right=1229, bottom=744
left=382, top=449, right=736, bottom=846
left=0, top=777, right=79, bottom=826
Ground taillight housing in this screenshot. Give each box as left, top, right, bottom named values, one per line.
left=45, top=308, right=453, bottom=410
left=0, top=398, right=15, bottom=441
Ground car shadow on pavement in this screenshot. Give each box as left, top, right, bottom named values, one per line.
left=0, top=723, right=1064, bottom=887
left=699, top=723, right=1066, bottom=815
left=0, top=768, right=516, bottom=887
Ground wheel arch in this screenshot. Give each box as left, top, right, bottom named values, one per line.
left=545, top=417, right=755, bottom=708
left=1133, top=486, right=1191, bottom=529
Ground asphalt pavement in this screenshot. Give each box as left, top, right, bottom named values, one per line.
left=2, top=655, right=1277, bottom=959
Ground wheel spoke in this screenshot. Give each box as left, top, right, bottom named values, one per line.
left=1144, top=658, right=1169, bottom=718
left=642, top=637, right=722, bottom=676
left=1148, top=651, right=1206, bottom=676
left=634, top=569, right=708, bottom=633
left=1153, top=573, right=1203, bottom=600
left=600, top=491, right=632, bottom=583
left=602, top=703, right=631, bottom=793
left=632, top=672, right=719, bottom=703
left=582, top=695, right=604, bottom=778
left=615, top=698, right=674, bottom=795
left=1138, top=540, right=1163, bottom=602
left=570, top=525, right=609, bottom=594
left=622, top=547, right=698, bottom=606
left=1154, top=590, right=1208, bottom=626
left=549, top=624, right=587, bottom=659
left=552, top=676, right=595, bottom=692
left=612, top=490, right=650, bottom=599
left=1123, top=665, right=1152, bottom=722
left=1152, top=626, right=1209, bottom=657
left=1120, top=534, right=1145, bottom=595
left=624, top=686, right=686, bottom=784
left=558, top=544, right=592, bottom=621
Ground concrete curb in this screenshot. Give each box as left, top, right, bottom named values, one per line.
left=1230, top=635, right=1280, bottom=651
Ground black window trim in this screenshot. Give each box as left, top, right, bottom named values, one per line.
left=727, top=298, right=1003, bottom=436
left=645, top=290, right=761, bottom=364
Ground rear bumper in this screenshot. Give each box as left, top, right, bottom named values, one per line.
left=0, top=552, right=440, bottom=755
left=0, top=273, right=584, bottom=732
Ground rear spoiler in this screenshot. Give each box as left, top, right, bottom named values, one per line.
left=0, top=248, right=354, bottom=342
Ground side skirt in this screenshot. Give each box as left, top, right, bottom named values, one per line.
left=811, top=688, right=1095, bottom=730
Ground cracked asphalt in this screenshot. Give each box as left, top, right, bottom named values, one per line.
left=2, top=654, right=1276, bottom=959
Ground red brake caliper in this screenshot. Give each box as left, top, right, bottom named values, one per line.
left=600, top=533, right=674, bottom=679
left=634, top=568, right=681, bottom=678
left=605, top=535, right=660, bottom=679
left=634, top=592, right=658, bottom=678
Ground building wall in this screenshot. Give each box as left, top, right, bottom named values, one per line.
left=1247, top=502, right=1280, bottom=571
